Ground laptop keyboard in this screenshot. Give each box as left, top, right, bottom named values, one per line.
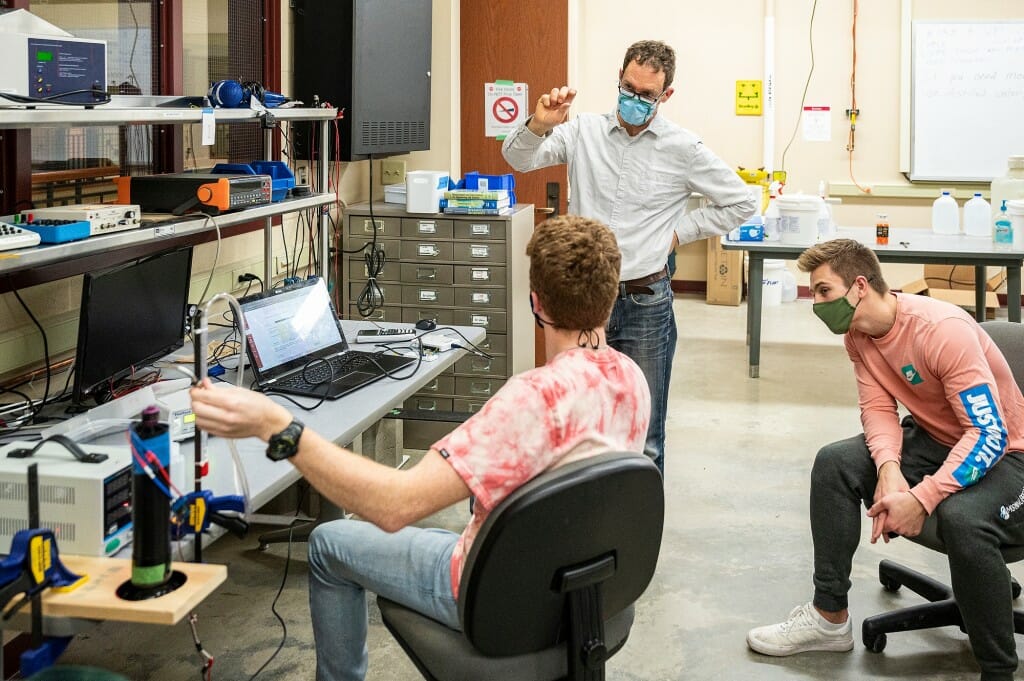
left=277, top=353, right=373, bottom=389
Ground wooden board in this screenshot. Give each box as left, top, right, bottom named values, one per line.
left=3, top=556, right=226, bottom=626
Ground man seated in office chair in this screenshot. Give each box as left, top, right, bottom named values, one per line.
left=746, top=239, right=1024, bottom=681
left=190, top=215, right=651, bottom=681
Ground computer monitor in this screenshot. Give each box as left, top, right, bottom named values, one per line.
left=72, top=246, right=194, bottom=406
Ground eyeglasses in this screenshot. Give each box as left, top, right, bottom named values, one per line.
left=617, top=84, right=664, bottom=107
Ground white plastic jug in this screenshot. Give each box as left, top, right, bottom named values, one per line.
left=991, top=155, right=1024, bottom=230
left=931, top=191, right=960, bottom=235
left=776, top=194, right=823, bottom=246
left=1008, top=200, right=1024, bottom=251
left=963, top=193, right=991, bottom=237
left=762, top=259, right=786, bottom=306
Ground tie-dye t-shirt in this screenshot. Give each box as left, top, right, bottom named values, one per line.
left=434, top=346, right=651, bottom=598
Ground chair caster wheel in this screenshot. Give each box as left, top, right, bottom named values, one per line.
left=864, top=631, right=887, bottom=653
left=1013, top=580, right=1022, bottom=600
left=258, top=542, right=269, bottom=551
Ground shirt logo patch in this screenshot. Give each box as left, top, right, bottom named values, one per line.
left=952, top=384, right=1007, bottom=487
left=902, top=364, right=923, bottom=385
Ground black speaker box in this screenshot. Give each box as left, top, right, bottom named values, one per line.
left=291, top=0, right=432, bottom=161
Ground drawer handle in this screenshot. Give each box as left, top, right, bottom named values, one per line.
left=418, top=244, right=440, bottom=257
left=424, top=379, right=439, bottom=391
left=471, top=245, right=489, bottom=258
left=417, top=401, right=438, bottom=411
left=471, top=223, right=490, bottom=235
left=472, top=292, right=491, bottom=304
left=471, top=268, right=491, bottom=281
left=416, top=267, right=437, bottom=280
left=363, top=218, right=384, bottom=233
left=417, top=221, right=437, bottom=234
left=419, top=290, right=438, bottom=302
left=470, top=382, right=492, bottom=395
left=471, top=314, right=489, bottom=327
left=471, top=359, right=493, bottom=372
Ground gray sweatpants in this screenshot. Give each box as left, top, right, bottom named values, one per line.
left=810, top=416, right=1024, bottom=681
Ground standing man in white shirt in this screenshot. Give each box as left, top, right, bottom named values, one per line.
left=502, top=39, right=756, bottom=474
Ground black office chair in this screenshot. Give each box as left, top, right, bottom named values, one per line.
left=862, top=320, right=1024, bottom=653
left=377, top=451, right=664, bottom=681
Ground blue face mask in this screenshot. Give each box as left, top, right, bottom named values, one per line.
left=618, top=94, right=655, bottom=127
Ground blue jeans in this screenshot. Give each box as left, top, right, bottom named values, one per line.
left=606, top=276, right=675, bottom=474
left=307, top=520, right=461, bottom=681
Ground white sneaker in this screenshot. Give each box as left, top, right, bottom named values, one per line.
left=747, top=602, right=854, bottom=656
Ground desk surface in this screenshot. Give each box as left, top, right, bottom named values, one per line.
left=721, top=228, right=1024, bottom=377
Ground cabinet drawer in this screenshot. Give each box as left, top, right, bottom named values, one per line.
left=349, top=258, right=400, bottom=282
left=403, top=396, right=454, bottom=413
left=414, top=374, right=456, bottom=395
left=400, top=263, right=454, bottom=285
left=348, top=281, right=401, bottom=306
left=454, top=242, right=506, bottom=263
left=455, top=376, right=506, bottom=399
left=347, top=305, right=402, bottom=323
left=402, top=286, right=456, bottom=307
left=473, top=332, right=507, bottom=356
left=452, top=309, right=507, bottom=333
left=453, top=398, right=490, bottom=414
left=455, top=354, right=508, bottom=378
left=401, top=241, right=455, bottom=261
left=454, top=265, right=505, bottom=286
left=347, top=215, right=401, bottom=237
left=454, top=288, right=506, bottom=309
left=401, top=218, right=454, bottom=239
left=401, top=308, right=456, bottom=327
left=344, top=237, right=401, bottom=260
left=454, top=221, right=506, bottom=241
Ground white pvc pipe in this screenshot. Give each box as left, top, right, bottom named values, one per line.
left=763, top=0, right=776, bottom=176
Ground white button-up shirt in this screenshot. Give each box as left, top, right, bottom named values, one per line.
left=502, top=109, right=757, bottom=281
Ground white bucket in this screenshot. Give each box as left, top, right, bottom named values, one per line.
left=1008, top=199, right=1024, bottom=250
left=776, top=194, right=824, bottom=246
left=406, top=170, right=449, bottom=214
left=762, top=259, right=786, bottom=307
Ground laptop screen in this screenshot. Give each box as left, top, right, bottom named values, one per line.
left=240, top=279, right=347, bottom=374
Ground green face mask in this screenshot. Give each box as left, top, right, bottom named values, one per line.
left=812, top=283, right=858, bottom=334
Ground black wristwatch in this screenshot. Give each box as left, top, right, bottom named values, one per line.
left=266, top=419, right=304, bottom=461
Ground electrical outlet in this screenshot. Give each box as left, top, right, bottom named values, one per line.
left=275, top=255, right=290, bottom=275
left=381, top=159, right=407, bottom=185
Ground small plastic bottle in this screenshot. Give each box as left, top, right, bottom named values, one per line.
left=994, top=200, right=1013, bottom=250
left=763, top=193, right=780, bottom=241
left=963, top=192, right=991, bottom=237
left=875, top=214, right=889, bottom=245
left=931, top=191, right=960, bottom=235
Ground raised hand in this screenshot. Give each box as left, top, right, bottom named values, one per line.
left=527, top=86, right=577, bottom=135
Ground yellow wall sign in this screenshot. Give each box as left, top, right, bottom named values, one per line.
left=736, top=80, right=762, bottom=116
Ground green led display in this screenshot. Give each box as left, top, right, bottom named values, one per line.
left=36, top=51, right=54, bottom=62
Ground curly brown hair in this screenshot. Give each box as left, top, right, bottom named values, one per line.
left=526, top=215, right=621, bottom=331
left=622, top=40, right=676, bottom=89
left=796, top=238, right=889, bottom=295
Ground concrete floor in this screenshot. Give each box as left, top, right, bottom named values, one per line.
left=55, top=294, right=1021, bottom=680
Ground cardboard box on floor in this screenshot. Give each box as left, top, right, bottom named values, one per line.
left=900, top=265, right=1004, bottom=320
left=706, top=236, right=743, bottom=306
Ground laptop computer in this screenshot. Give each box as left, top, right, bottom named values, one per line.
left=239, top=278, right=416, bottom=399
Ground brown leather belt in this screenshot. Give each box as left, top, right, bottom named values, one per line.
left=619, top=266, right=669, bottom=296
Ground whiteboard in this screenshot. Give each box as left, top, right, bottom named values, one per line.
left=910, top=21, right=1024, bottom=182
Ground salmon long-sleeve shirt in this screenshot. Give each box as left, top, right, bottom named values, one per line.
left=846, top=293, right=1024, bottom=514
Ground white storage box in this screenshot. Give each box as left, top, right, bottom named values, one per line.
left=406, top=170, right=449, bottom=214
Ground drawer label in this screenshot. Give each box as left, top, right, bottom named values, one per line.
left=471, top=268, right=490, bottom=281
left=471, top=245, right=489, bottom=258
left=471, top=223, right=490, bottom=235
left=419, top=290, right=438, bottom=302
left=418, top=244, right=440, bottom=257
left=472, top=292, right=490, bottom=304
left=363, top=218, right=384, bottom=233
left=417, top=221, right=436, bottom=234
left=471, top=314, right=490, bottom=326
left=416, top=267, right=437, bottom=280
left=470, top=382, right=493, bottom=395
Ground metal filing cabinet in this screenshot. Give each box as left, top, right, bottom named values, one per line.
left=343, top=202, right=535, bottom=447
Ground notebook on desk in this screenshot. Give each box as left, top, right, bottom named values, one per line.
left=239, top=278, right=415, bottom=400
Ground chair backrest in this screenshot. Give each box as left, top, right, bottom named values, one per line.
left=980, top=320, right=1024, bottom=392
left=457, top=451, right=664, bottom=657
